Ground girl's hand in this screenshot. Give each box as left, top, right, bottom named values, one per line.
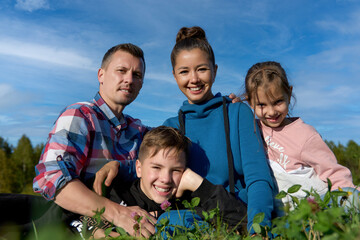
left=229, top=93, right=242, bottom=103
left=93, top=161, right=120, bottom=195
left=176, top=168, right=203, bottom=198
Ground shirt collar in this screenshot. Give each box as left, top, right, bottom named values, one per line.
left=94, top=92, right=127, bottom=129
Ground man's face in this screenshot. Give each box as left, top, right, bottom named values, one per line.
left=136, top=148, right=186, bottom=204
left=98, top=50, right=144, bottom=115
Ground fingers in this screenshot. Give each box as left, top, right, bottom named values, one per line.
left=93, top=172, right=105, bottom=195
left=229, top=93, right=236, bottom=99
left=93, top=161, right=120, bottom=195
left=104, top=168, right=117, bottom=187
left=129, top=206, right=157, bottom=224
left=132, top=218, right=155, bottom=238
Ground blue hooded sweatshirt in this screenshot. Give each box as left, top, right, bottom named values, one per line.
left=163, top=93, right=276, bottom=231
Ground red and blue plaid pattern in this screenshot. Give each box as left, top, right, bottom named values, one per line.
left=33, top=93, right=149, bottom=200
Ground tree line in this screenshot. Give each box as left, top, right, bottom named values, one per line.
left=0, top=135, right=44, bottom=194
left=0, top=135, right=359, bottom=195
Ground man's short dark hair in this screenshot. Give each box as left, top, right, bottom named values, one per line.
left=101, top=43, right=146, bottom=73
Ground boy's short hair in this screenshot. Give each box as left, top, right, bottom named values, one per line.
left=138, top=126, right=191, bottom=163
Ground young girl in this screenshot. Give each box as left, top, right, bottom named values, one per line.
left=244, top=61, right=358, bottom=206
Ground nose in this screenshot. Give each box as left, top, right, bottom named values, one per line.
left=124, top=72, right=134, bottom=84
left=267, top=106, right=276, bottom=116
left=189, top=71, right=200, bottom=84
left=159, top=170, right=171, bottom=184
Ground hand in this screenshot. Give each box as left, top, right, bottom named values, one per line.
left=176, top=168, right=203, bottom=198
left=93, top=228, right=120, bottom=239
left=93, top=161, right=120, bottom=196
left=228, top=93, right=242, bottom=103
left=103, top=201, right=156, bottom=238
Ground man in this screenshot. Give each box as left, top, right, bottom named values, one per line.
left=33, top=43, right=156, bottom=237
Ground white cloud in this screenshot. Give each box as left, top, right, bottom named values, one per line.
left=0, top=115, right=17, bottom=125
left=15, top=0, right=49, bottom=12
left=0, top=38, right=95, bottom=70
left=145, top=72, right=175, bottom=84
left=0, top=84, right=28, bottom=109
left=131, top=101, right=178, bottom=114
left=316, top=8, right=360, bottom=35
left=296, top=84, right=355, bottom=109
left=307, top=44, right=360, bottom=68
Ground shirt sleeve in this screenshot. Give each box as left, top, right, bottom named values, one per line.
left=33, top=106, right=94, bottom=200
left=237, top=104, right=275, bottom=231
left=191, top=178, right=248, bottom=232
left=300, top=132, right=355, bottom=190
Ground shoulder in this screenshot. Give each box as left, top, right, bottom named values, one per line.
left=227, top=101, right=254, bottom=119
left=163, top=116, right=179, bottom=128
left=59, top=101, right=98, bottom=117
left=290, top=118, right=318, bottom=136
left=124, top=114, right=150, bottom=131
left=54, top=101, right=100, bottom=130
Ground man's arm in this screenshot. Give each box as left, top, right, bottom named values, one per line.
left=55, top=179, right=156, bottom=237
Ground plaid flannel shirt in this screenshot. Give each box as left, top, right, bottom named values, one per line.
left=33, top=93, right=149, bottom=200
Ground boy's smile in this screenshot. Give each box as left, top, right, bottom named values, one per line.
left=136, top=148, right=186, bottom=204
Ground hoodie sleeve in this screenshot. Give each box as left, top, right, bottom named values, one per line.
left=191, top=178, right=248, bottom=232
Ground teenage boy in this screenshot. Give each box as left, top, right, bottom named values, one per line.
left=71, top=126, right=247, bottom=238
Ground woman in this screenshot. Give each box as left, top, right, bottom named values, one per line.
left=162, top=26, right=277, bottom=232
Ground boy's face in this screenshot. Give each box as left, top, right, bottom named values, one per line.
left=136, top=148, right=186, bottom=204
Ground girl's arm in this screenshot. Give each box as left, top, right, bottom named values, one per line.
left=301, top=132, right=356, bottom=190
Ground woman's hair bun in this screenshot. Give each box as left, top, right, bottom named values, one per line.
left=176, top=26, right=208, bottom=43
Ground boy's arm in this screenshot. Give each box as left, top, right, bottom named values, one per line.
left=175, top=168, right=204, bottom=198
left=176, top=169, right=247, bottom=231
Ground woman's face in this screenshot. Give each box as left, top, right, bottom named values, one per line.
left=173, top=48, right=217, bottom=104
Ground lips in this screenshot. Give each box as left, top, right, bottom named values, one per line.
left=119, top=88, right=132, bottom=95
left=188, top=85, right=204, bottom=94
left=154, top=185, right=172, bottom=196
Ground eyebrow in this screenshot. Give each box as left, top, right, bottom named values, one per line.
left=176, top=63, right=210, bottom=71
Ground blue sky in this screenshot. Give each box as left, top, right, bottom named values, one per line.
left=1, top=0, right=360, bottom=147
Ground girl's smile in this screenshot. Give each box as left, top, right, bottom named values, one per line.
left=251, top=85, right=291, bottom=128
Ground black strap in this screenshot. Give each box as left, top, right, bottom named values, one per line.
left=178, top=110, right=185, bottom=134
left=222, top=97, right=235, bottom=194
left=177, top=98, right=235, bottom=194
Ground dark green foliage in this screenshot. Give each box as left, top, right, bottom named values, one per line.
left=0, top=135, right=44, bottom=194
left=0, top=136, right=12, bottom=157
left=326, top=140, right=360, bottom=185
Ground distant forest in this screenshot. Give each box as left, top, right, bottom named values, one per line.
left=0, top=135, right=359, bottom=195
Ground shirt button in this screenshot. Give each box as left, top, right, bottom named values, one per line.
left=127, top=156, right=131, bottom=160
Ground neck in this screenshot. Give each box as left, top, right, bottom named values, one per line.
left=98, top=92, right=126, bottom=120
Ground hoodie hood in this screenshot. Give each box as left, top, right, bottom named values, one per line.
left=180, top=93, right=231, bottom=118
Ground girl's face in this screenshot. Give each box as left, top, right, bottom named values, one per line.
left=250, top=85, right=292, bottom=128
left=173, top=48, right=217, bottom=104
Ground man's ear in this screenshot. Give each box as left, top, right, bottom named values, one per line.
left=135, top=159, right=142, bottom=178
left=98, top=68, right=104, bottom=84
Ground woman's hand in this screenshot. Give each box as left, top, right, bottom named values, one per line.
left=93, top=161, right=120, bottom=196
